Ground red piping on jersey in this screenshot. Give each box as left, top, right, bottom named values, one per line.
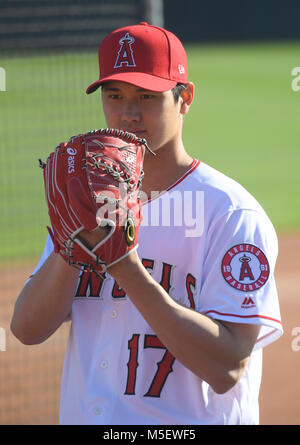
left=204, top=309, right=282, bottom=325
left=143, top=159, right=200, bottom=205
left=166, top=159, right=200, bottom=191
left=255, top=328, right=278, bottom=344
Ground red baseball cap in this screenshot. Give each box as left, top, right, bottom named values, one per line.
left=86, top=22, right=188, bottom=94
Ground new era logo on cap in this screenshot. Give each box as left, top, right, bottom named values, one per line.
left=86, top=22, right=188, bottom=94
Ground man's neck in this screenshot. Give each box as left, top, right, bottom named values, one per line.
left=141, top=142, right=194, bottom=198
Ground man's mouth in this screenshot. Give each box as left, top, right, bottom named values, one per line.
left=124, top=129, right=146, bottom=137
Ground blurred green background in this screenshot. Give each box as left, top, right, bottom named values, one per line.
left=0, top=41, right=300, bottom=262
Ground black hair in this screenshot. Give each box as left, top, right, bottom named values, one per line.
left=172, top=83, right=187, bottom=102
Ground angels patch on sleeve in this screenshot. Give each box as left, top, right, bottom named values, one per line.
left=221, top=244, right=270, bottom=292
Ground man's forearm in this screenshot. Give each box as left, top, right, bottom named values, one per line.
left=11, top=252, right=79, bottom=345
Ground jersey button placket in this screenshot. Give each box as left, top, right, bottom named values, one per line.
left=110, top=309, right=118, bottom=318
left=93, top=406, right=102, bottom=416
left=99, top=360, right=108, bottom=369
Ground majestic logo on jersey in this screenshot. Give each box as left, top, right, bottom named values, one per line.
left=114, top=33, right=136, bottom=69
left=221, top=244, right=269, bottom=292
left=241, top=296, right=256, bottom=309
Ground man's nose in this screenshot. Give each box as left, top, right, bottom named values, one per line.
left=121, top=101, right=141, bottom=122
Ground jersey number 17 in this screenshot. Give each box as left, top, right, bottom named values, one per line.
left=125, top=334, right=175, bottom=398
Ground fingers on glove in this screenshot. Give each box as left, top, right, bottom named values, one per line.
left=67, top=176, right=98, bottom=232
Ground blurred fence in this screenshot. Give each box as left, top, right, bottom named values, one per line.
left=0, top=0, right=145, bottom=51
left=164, top=0, right=300, bottom=43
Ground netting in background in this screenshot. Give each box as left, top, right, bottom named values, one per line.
left=0, top=0, right=163, bottom=425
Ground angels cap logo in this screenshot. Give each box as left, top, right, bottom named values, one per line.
left=221, top=243, right=270, bottom=292
left=114, top=33, right=136, bottom=69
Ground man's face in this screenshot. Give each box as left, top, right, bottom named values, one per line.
left=101, top=81, right=185, bottom=153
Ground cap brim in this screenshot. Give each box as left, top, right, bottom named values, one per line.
left=86, top=72, right=178, bottom=94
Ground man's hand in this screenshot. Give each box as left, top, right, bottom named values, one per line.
left=78, top=227, right=110, bottom=250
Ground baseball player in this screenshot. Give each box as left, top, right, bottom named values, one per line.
left=11, top=22, right=282, bottom=425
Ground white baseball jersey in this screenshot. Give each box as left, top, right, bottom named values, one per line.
left=32, top=159, right=283, bottom=425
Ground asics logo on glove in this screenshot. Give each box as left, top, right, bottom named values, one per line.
left=67, top=147, right=77, bottom=174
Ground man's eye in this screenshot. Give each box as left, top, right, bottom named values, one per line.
left=141, top=94, right=155, bottom=100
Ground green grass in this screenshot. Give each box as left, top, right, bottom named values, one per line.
left=0, top=42, right=299, bottom=261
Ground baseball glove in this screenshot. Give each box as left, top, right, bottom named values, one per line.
left=39, top=128, right=152, bottom=275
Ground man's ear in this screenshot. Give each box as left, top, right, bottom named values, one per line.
left=180, top=82, right=194, bottom=115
